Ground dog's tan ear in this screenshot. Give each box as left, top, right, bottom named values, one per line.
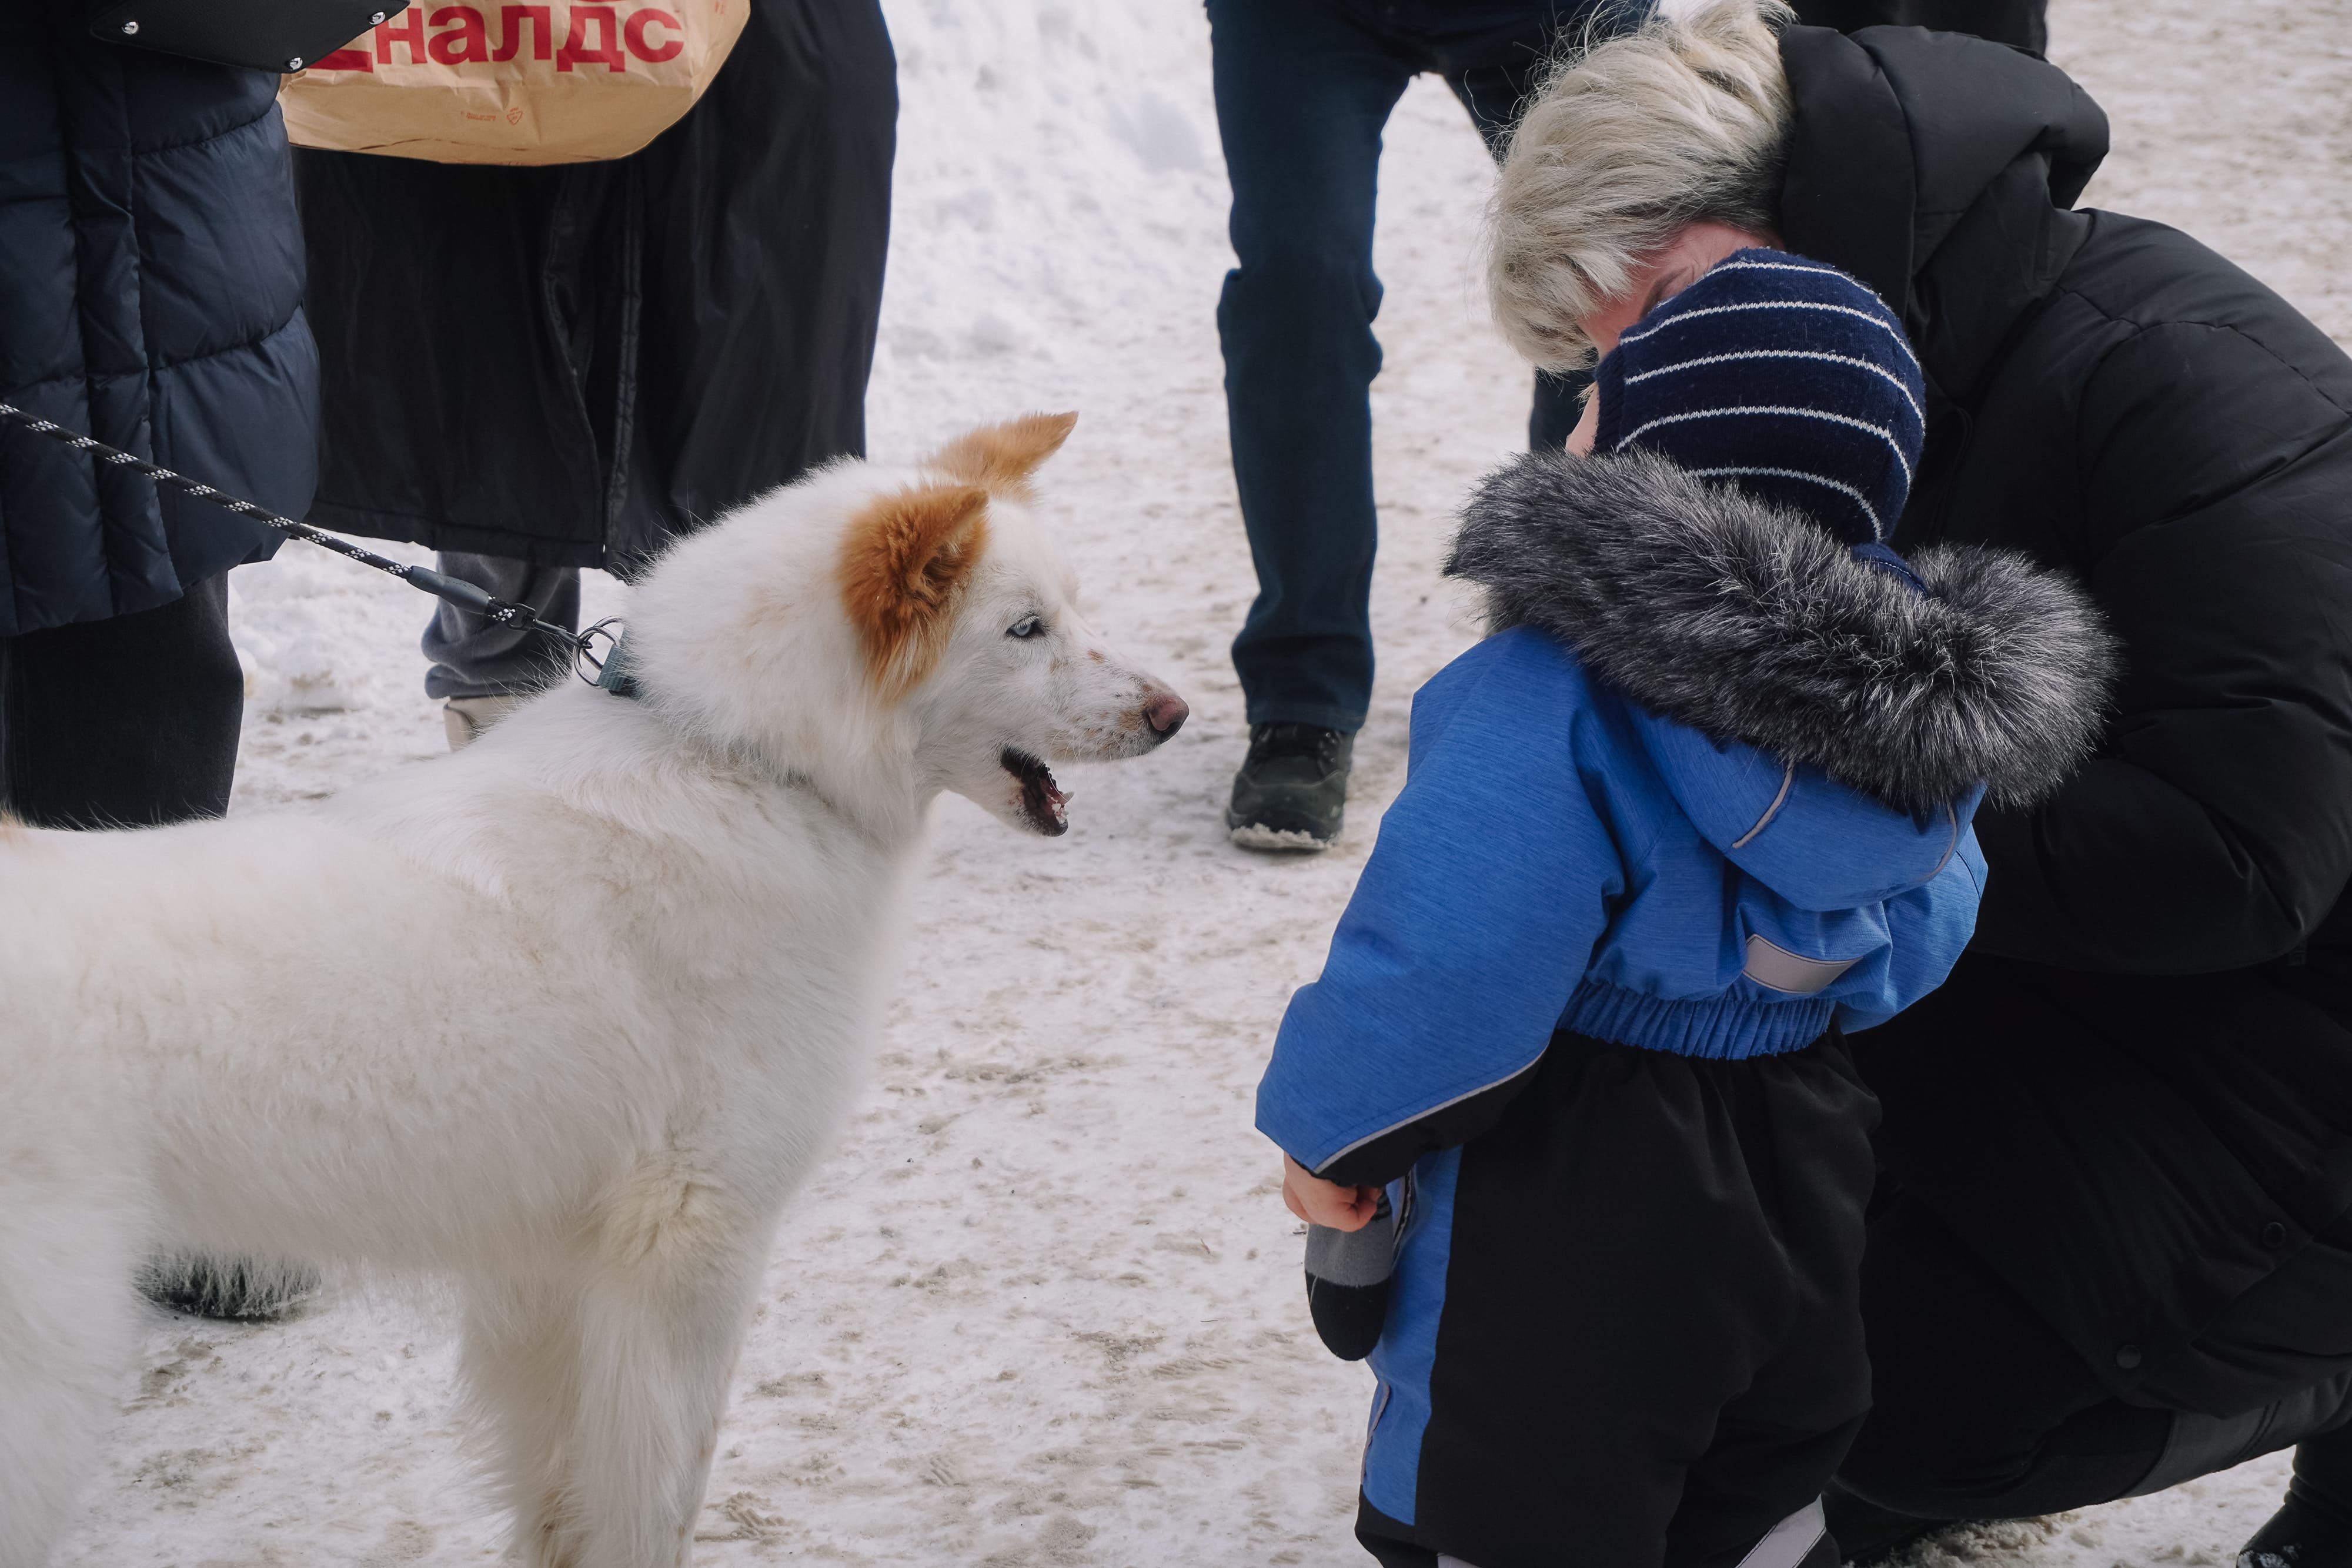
left=924, top=412, right=1078, bottom=503
left=837, top=482, right=992, bottom=700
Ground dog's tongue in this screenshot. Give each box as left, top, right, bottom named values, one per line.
left=1030, top=764, right=1069, bottom=832
left=1002, top=748, right=1071, bottom=835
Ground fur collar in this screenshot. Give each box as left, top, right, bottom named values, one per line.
left=1446, top=449, right=2117, bottom=810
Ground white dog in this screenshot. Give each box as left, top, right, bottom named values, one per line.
left=0, top=414, right=1186, bottom=1568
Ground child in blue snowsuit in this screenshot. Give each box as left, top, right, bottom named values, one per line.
left=1256, top=252, right=2114, bottom=1568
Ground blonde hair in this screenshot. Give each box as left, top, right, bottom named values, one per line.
left=1488, top=0, right=1796, bottom=371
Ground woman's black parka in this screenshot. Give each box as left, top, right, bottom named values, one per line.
left=1779, top=23, right=2352, bottom=1411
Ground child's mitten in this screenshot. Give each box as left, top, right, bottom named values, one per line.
left=1304, top=1189, right=1398, bottom=1361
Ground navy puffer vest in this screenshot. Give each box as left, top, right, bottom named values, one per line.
left=0, top=8, right=316, bottom=637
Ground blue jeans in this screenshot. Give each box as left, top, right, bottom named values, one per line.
left=1210, top=0, right=1628, bottom=731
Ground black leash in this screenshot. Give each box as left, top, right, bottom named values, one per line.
left=0, top=400, right=636, bottom=697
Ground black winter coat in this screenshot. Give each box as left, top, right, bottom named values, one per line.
left=1787, top=0, right=2043, bottom=52
left=1778, top=25, right=2352, bottom=1413
left=0, top=6, right=315, bottom=638
left=294, top=0, right=894, bottom=574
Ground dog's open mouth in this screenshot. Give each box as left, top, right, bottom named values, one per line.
left=1000, top=747, right=1070, bottom=836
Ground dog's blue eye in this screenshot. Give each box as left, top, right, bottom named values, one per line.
left=1007, top=616, right=1046, bottom=640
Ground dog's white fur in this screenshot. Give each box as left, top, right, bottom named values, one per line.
left=0, top=418, right=1183, bottom=1568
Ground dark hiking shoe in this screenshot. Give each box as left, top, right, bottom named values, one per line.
left=140, top=1255, right=320, bottom=1323
left=2243, top=1483, right=2352, bottom=1567
left=1228, top=723, right=1354, bottom=851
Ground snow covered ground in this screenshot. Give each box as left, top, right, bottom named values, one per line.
left=52, top=1, right=2350, bottom=1563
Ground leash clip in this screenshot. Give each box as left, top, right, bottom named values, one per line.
left=576, top=618, right=641, bottom=699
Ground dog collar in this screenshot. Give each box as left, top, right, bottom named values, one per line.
left=577, top=620, right=642, bottom=700
left=593, top=634, right=642, bottom=700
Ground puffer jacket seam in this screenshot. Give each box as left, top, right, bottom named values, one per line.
left=111, top=95, right=279, bottom=161
left=2180, top=785, right=2341, bottom=963
left=116, top=61, right=161, bottom=613
left=2066, top=311, right=2352, bottom=544
left=17, top=309, right=300, bottom=394
left=2074, top=752, right=2330, bottom=967
left=45, top=42, right=151, bottom=625
left=137, top=313, right=305, bottom=382
left=2057, top=287, right=2352, bottom=424
left=128, top=108, right=303, bottom=375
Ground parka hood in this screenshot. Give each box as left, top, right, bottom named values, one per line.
left=1778, top=24, right=2109, bottom=406
left=1446, top=448, right=2116, bottom=813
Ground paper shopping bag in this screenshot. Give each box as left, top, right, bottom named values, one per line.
left=279, top=0, right=746, bottom=165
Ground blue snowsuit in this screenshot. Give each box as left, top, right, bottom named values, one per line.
left=1257, top=446, right=2114, bottom=1568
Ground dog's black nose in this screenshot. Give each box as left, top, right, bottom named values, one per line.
left=1144, top=691, right=1189, bottom=740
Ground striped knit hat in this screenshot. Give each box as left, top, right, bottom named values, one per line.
left=1592, top=248, right=1926, bottom=553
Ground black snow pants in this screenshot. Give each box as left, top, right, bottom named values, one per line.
left=1354, top=1031, right=1877, bottom=1568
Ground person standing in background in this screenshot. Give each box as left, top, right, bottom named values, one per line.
left=295, top=0, right=896, bottom=745
left=1208, top=0, right=1641, bottom=852
left=0, top=1, right=322, bottom=1321
left=0, top=5, right=315, bottom=827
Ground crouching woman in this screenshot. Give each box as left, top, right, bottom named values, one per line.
left=1482, top=4, right=2352, bottom=1559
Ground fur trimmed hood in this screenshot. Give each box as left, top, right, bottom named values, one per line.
left=1446, top=449, right=2118, bottom=811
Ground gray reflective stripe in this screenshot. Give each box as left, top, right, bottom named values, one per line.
left=1314, top=1054, right=1544, bottom=1175
left=1929, top=801, right=1959, bottom=879
left=1731, top=763, right=1796, bottom=850
left=1438, top=1557, right=1483, bottom=1568
left=1743, top=934, right=1859, bottom=995
left=1736, top=1497, right=1826, bottom=1568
